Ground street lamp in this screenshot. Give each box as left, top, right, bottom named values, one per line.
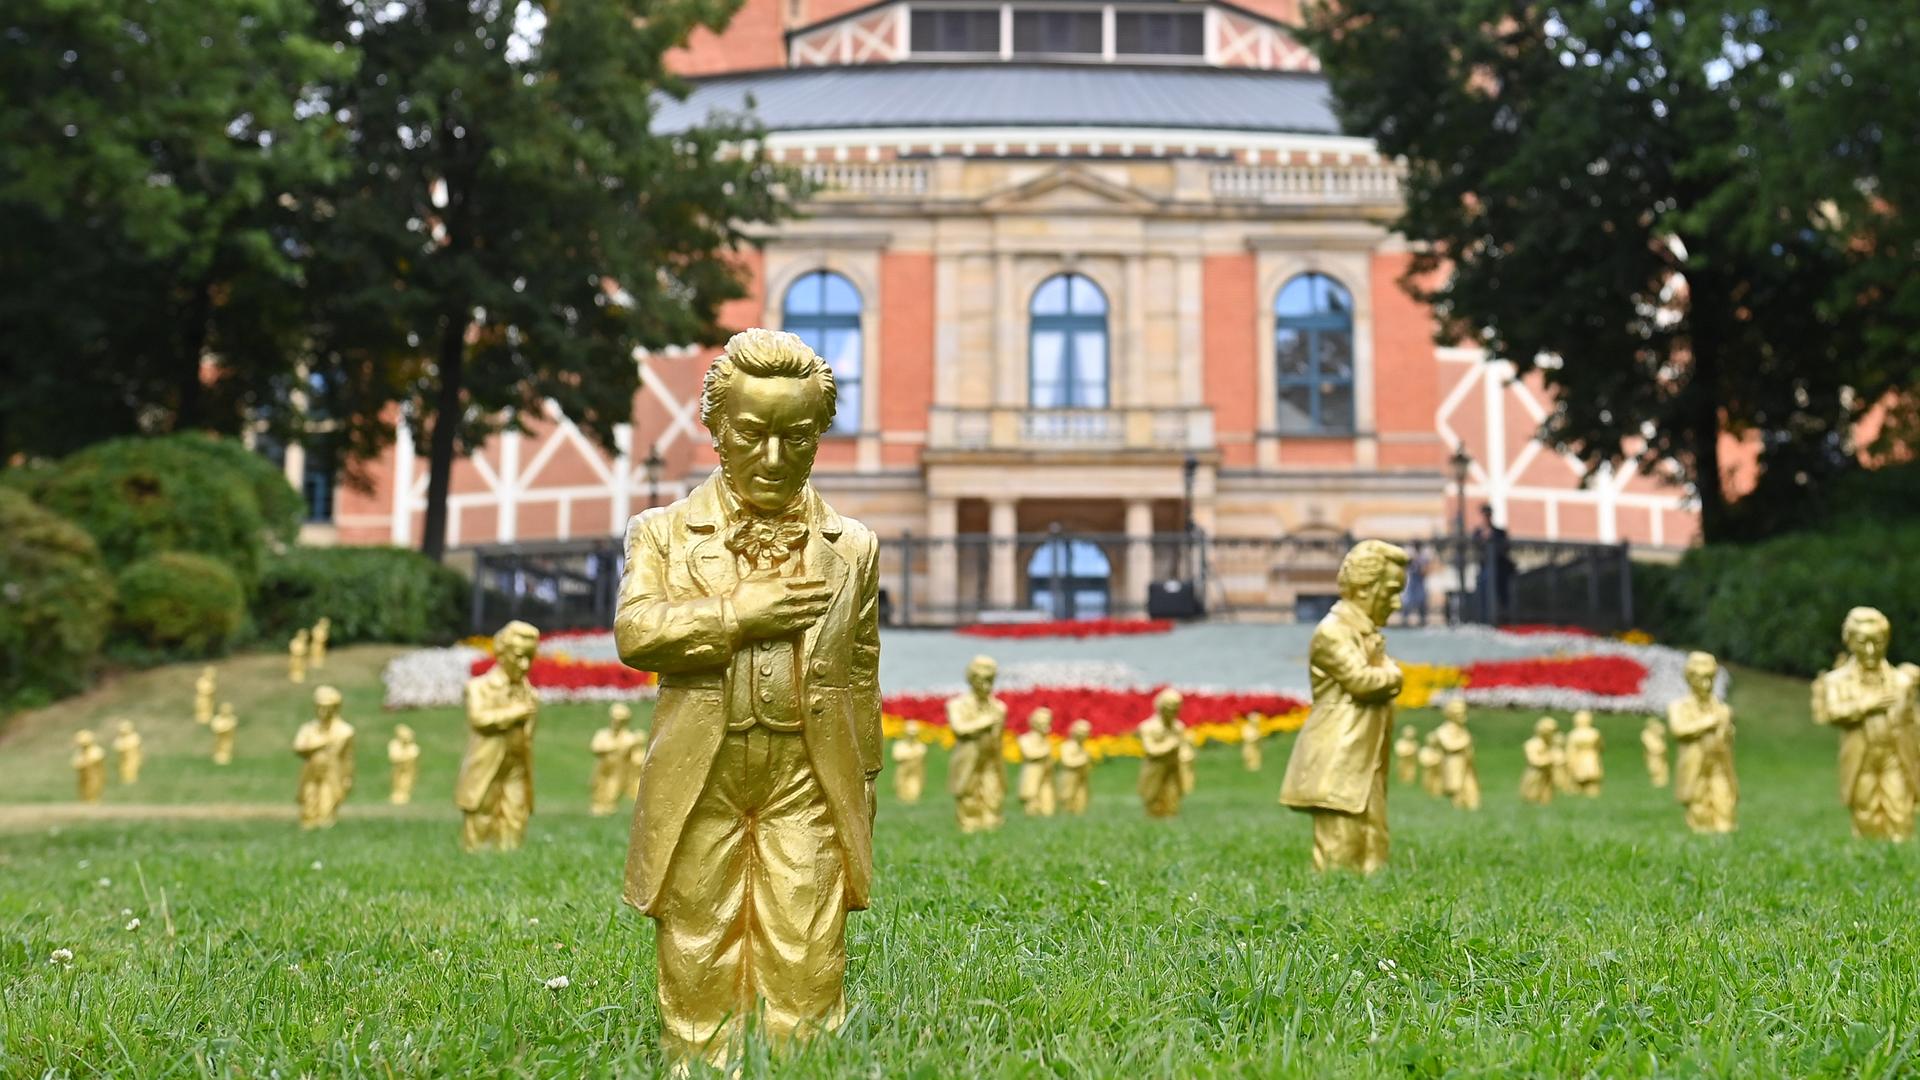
left=1448, top=442, right=1472, bottom=625
left=644, top=444, right=665, bottom=509
left=1181, top=454, right=1200, bottom=581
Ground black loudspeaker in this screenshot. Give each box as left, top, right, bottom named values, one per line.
left=1147, top=579, right=1204, bottom=619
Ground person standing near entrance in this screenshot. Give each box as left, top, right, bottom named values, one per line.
left=1472, top=505, right=1515, bottom=622
left=1401, top=541, right=1433, bottom=627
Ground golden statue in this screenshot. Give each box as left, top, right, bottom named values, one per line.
left=1641, top=717, right=1669, bottom=788
left=388, top=724, right=420, bottom=805
left=1669, top=651, right=1738, bottom=834
left=1549, top=728, right=1575, bottom=793
left=613, top=329, right=883, bottom=1068
left=1393, top=724, right=1419, bottom=785
left=1056, top=719, right=1093, bottom=815
left=1240, top=713, right=1265, bottom=772
left=1279, top=541, right=1408, bottom=873
left=590, top=703, right=634, bottom=817
left=1418, top=731, right=1445, bottom=797
left=72, top=731, right=106, bottom=803
left=310, top=616, right=331, bottom=669
left=1138, top=689, right=1190, bottom=818
left=210, top=703, right=238, bottom=765
left=1017, top=708, right=1058, bottom=817
left=890, top=720, right=929, bottom=804
left=112, top=720, right=143, bottom=785
left=1434, top=699, right=1480, bottom=810
left=1812, top=607, right=1917, bottom=841
left=1520, top=717, right=1557, bottom=805
left=293, top=685, right=355, bottom=829
left=194, top=665, right=216, bottom=725
left=623, top=713, right=649, bottom=802
left=456, top=620, right=541, bottom=851
left=946, top=655, right=1008, bottom=833
left=288, top=628, right=309, bottom=684
left=1566, top=710, right=1604, bottom=797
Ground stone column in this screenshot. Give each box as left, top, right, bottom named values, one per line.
left=987, top=498, right=1019, bottom=610
left=926, top=498, right=959, bottom=619
left=1125, top=499, right=1155, bottom=616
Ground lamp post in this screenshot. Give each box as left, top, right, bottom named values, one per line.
left=644, top=444, right=665, bottom=510
left=1448, top=442, right=1472, bottom=625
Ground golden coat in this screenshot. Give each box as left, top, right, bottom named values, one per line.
left=1280, top=600, right=1402, bottom=814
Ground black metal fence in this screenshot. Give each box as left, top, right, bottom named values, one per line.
left=462, top=531, right=1634, bottom=635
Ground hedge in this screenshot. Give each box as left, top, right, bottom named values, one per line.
left=114, top=552, right=247, bottom=658
left=1634, top=522, right=1920, bottom=676
left=253, top=546, right=467, bottom=646
left=0, top=490, right=116, bottom=708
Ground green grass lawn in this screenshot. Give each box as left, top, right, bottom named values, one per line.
left=2, top=650, right=1917, bottom=1077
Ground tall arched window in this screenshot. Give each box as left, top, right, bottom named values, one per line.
left=1274, top=272, right=1355, bottom=433
left=1029, top=273, right=1109, bottom=408
left=781, top=270, right=862, bottom=435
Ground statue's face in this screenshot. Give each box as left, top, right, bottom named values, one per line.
left=966, top=664, right=996, bottom=697
left=1444, top=700, right=1466, bottom=724
left=715, top=373, right=823, bottom=514
left=1685, top=656, right=1717, bottom=696
left=1845, top=626, right=1888, bottom=669
left=1359, top=567, right=1407, bottom=626
left=904, top=720, right=921, bottom=737
left=1158, top=694, right=1182, bottom=721
left=498, top=640, right=535, bottom=682
left=1031, top=711, right=1051, bottom=735
left=1574, top=712, right=1592, bottom=729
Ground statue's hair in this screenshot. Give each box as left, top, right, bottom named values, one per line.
left=609, top=703, right=631, bottom=720
left=1685, top=650, right=1718, bottom=673
left=700, top=328, right=837, bottom=433
left=1069, top=719, right=1092, bottom=736
left=1154, top=687, right=1183, bottom=710
left=496, top=619, right=541, bottom=655
left=313, top=685, right=343, bottom=708
left=1337, top=539, right=1411, bottom=598
left=1443, top=696, right=1467, bottom=718
left=1842, top=605, right=1891, bottom=644
left=967, top=654, right=998, bottom=675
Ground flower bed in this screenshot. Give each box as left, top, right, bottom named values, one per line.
left=882, top=686, right=1309, bottom=761
left=957, top=618, right=1174, bottom=640
left=468, top=656, right=658, bottom=693
left=1460, top=655, right=1647, bottom=697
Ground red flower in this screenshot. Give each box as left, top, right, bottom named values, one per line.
left=1462, top=655, right=1646, bottom=696
left=957, top=619, right=1175, bottom=640
left=881, top=686, right=1307, bottom=738
left=469, top=656, right=658, bottom=689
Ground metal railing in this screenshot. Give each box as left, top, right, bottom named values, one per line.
left=1209, top=163, right=1404, bottom=205
left=797, top=161, right=932, bottom=198
left=927, top=406, right=1214, bottom=453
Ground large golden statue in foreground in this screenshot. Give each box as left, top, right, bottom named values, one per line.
left=456, top=621, right=541, bottom=851
left=293, top=686, right=355, bottom=828
left=1017, top=708, right=1058, bottom=817
left=1280, top=540, right=1408, bottom=872
left=1669, top=651, right=1737, bottom=834
left=1056, top=719, right=1093, bottom=814
left=1137, top=689, right=1190, bottom=817
left=890, top=720, right=928, bottom=804
left=614, top=329, right=882, bottom=1069
left=947, top=655, right=1008, bottom=833
left=1813, top=607, right=1917, bottom=840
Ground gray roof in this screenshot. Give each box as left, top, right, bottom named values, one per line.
left=653, top=64, right=1340, bottom=136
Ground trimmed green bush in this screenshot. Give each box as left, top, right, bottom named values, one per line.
left=114, top=552, right=246, bottom=657
left=29, top=434, right=296, bottom=586
left=0, top=490, right=115, bottom=708
left=168, top=435, right=304, bottom=544
left=253, top=546, right=466, bottom=646
left=1636, top=523, right=1920, bottom=676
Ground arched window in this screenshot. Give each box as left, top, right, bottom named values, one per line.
left=1029, top=273, right=1109, bottom=409
left=1274, top=272, right=1355, bottom=433
left=1027, top=538, right=1111, bottom=619
left=781, top=270, right=862, bottom=435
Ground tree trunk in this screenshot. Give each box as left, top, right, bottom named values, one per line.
left=173, top=277, right=215, bottom=432
left=419, top=311, right=466, bottom=563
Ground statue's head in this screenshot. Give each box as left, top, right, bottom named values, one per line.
left=395, top=723, right=415, bottom=742
left=293, top=628, right=308, bottom=645
left=1646, top=717, right=1664, bottom=733
left=1443, top=698, right=1467, bottom=724
left=1069, top=719, right=1092, bottom=740
left=1154, top=688, right=1183, bottom=720
left=1573, top=710, right=1594, bottom=730
left=75, top=730, right=95, bottom=748
left=702, top=328, right=836, bottom=514
left=965, top=655, right=997, bottom=696
left=1401, top=724, right=1416, bottom=738
left=1841, top=606, right=1891, bottom=670
left=315, top=617, right=330, bottom=632
left=1337, top=540, right=1410, bottom=626
left=313, top=684, right=343, bottom=721
left=609, top=702, right=631, bottom=728
left=117, top=719, right=134, bottom=735
left=494, top=621, right=541, bottom=681
left=1684, top=651, right=1718, bottom=697
left=1029, top=707, right=1053, bottom=735
left=903, top=719, right=922, bottom=738
left=1534, top=716, right=1558, bottom=737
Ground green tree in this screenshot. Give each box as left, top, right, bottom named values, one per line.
left=306, top=0, right=796, bottom=560
left=1300, top=1, right=1913, bottom=541
left=0, top=0, right=348, bottom=460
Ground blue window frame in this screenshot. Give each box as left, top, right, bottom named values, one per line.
left=1274, top=272, right=1356, bottom=433
left=1029, top=273, right=1109, bottom=409
left=781, top=270, right=862, bottom=435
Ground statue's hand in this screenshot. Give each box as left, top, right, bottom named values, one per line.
left=732, top=576, right=832, bottom=641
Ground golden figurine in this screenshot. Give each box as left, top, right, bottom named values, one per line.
left=455, top=620, right=541, bottom=851
left=1669, top=651, right=1738, bottom=834
left=293, top=685, right=355, bottom=829
left=1056, top=719, right=1093, bottom=815
left=613, top=330, right=883, bottom=1068
left=112, top=720, right=143, bottom=785
left=1641, top=717, right=1669, bottom=788
left=1566, top=710, right=1604, bottom=797
left=946, top=655, right=1008, bottom=833
left=194, top=665, right=216, bottom=725
left=589, top=703, right=634, bottom=817
left=1279, top=541, right=1408, bottom=873
left=1017, top=708, right=1058, bottom=817
left=624, top=717, right=649, bottom=802
left=1240, top=713, right=1265, bottom=772
left=1433, top=699, right=1480, bottom=811
left=1549, top=727, right=1575, bottom=793
left=310, top=616, right=331, bottom=669
left=1418, top=731, right=1445, bottom=797
left=1138, top=689, right=1190, bottom=818
left=1393, top=724, right=1419, bottom=785
left=210, top=703, right=238, bottom=765
left=388, top=724, right=420, bottom=805
left=890, top=720, right=929, bottom=804
left=1813, top=608, right=1918, bottom=841
left=288, top=628, right=309, bottom=684
left=1520, top=717, right=1558, bottom=805
left=72, top=731, right=106, bottom=803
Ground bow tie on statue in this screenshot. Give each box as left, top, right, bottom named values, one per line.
left=725, top=515, right=809, bottom=569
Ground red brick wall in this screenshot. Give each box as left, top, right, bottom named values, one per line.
left=1369, top=251, right=1442, bottom=469
left=1202, top=253, right=1260, bottom=467
left=670, top=0, right=788, bottom=76
left=879, top=252, right=934, bottom=454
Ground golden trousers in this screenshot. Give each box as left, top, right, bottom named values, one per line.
left=1311, top=765, right=1388, bottom=873
left=656, top=729, right=848, bottom=1063
left=1056, top=769, right=1089, bottom=814
left=1848, top=744, right=1914, bottom=840
left=893, top=762, right=924, bottom=804
left=1140, top=759, right=1182, bottom=817
left=462, top=758, right=532, bottom=850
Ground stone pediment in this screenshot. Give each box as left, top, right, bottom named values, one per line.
left=978, top=166, right=1162, bottom=214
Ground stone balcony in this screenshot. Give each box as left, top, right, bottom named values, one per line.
left=927, top=406, right=1215, bottom=454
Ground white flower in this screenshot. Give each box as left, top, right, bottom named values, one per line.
left=310, top=860, right=324, bottom=871
left=95, top=877, right=111, bottom=888
left=47, top=948, right=74, bottom=966
left=120, top=908, right=132, bottom=917
left=527, top=917, right=540, bottom=926
left=1377, top=958, right=1398, bottom=973
left=544, top=975, right=570, bottom=990
left=77, top=859, right=91, bottom=870
left=124, top=918, right=140, bottom=931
